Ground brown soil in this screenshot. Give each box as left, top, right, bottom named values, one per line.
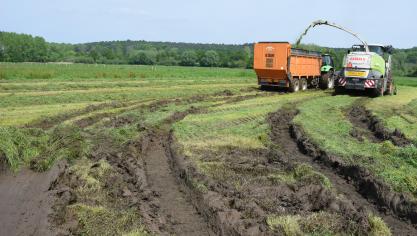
left=276, top=108, right=417, bottom=233
left=0, top=161, right=67, bottom=236
left=141, top=131, right=215, bottom=235
left=50, top=107, right=215, bottom=235
left=166, top=112, right=377, bottom=234
left=269, top=108, right=417, bottom=235
left=347, top=105, right=411, bottom=146
left=8, top=92, right=415, bottom=235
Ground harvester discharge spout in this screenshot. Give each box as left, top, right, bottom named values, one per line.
left=295, top=20, right=369, bottom=52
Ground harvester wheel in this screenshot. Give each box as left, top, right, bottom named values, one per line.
left=300, top=78, right=308, bottom=91
left=334, top=86, right=344, bottom=95
left=373, top=84, right=385, bottom=97
left=387, top=82, right=394, bottom=95
left=289, top=78, right=300, bottom=92
left=320, top=71, right=334, bottom=89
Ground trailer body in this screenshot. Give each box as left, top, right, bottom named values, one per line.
left=254, top=42, right=322, bottom=89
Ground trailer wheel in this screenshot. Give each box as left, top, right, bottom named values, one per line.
left=320, top=71, right=334, bottom=89
left=300, top=78, right=307, bottom=91
left=289, top=78, right=300, bottom=92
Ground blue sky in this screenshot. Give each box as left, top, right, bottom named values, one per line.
left=1, top=0, right=415, bottom=48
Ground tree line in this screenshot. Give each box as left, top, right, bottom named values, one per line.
left=1, top=31, right=416, bottom=76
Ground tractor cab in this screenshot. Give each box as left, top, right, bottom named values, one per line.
left=322, top=54, right=334, bottom=68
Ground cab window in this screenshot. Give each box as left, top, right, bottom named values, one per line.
left=369, top=46, right=384, bottom=56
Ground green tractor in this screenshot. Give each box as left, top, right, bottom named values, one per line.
left=335, top=44, right=396, bottom=96
left=320, top=54, right=335, bottom=89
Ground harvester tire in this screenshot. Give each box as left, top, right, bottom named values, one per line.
left=373, top=84, right=385, bottom=97
left=289, top=78, right=300, bottom=92
left=387, top=82, right=394, bottom=95
left=300, top=78, right=308, bottom=91
left=334, top=86, right=344, bottom=95
left=320, top=71, right=334, bottom=89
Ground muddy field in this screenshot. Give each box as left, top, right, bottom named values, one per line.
left=1, top=64, right=417, bottom=236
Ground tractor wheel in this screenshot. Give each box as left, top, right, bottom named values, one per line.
left=320, top=71, right=334, bottom=89
left=289, top=78, right=300, bottom=92
left=300, top=78, right=308, bottom=91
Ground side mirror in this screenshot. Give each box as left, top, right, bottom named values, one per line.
left=385, top=45, right=393, bottom=54
left=347, top=50, right=351, bottom=54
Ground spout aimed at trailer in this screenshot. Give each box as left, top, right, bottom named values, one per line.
left=253, top=42, right=334, bottom=92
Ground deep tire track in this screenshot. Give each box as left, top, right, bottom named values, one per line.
left=268, top=108, right=417, bottom=235
left=346, top=104, right=412, bottom=146
left=142, top=132, right=215, bottom=236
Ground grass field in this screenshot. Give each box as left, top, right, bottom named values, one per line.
left=1, top=62, right=416, bottom=235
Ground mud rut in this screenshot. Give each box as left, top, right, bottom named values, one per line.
left=141, top=132, right=214, bottom=235
left=268, top=108, right=417, bottom=235
left=346, top=99, right=411, bottom=146
left=3, top=90, right=416, bottom=235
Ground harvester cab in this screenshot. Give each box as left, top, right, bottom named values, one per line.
left=336, top=44, right=395, bottom=96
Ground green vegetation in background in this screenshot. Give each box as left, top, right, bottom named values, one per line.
left=1, top=31, right=416, bottom=76
left=293, top=95, right=417, bottom=197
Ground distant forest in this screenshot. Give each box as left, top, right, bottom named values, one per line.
left=1, top=31, right=416, bottom=76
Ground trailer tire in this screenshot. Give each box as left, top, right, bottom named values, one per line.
left=320, top=71, right=334, bottom=89
left=300, top=78, right=307, bottom=91
left=289, top=78, right=300, bottom=92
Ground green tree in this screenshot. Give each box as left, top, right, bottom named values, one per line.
left=200, top=50, right=219, bottom=67
left=129, top=50, right=156, bottom=65
left=179, top=50, right=198, bottom=66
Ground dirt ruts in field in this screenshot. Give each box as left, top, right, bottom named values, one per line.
left=0, top=161, right=67, bottom=236
left=347, top=104, right=411, bottom=146
left=167, top=111, right=388, bottom=234
left=267, top=108, right=417, bottom=234
left=141, top=131, right=215, bottom=235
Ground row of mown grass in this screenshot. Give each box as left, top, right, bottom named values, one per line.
left=0, top=64, right=256, bottom=127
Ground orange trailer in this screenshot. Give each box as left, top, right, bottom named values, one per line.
left=254, top=42, right=323, bottom=92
